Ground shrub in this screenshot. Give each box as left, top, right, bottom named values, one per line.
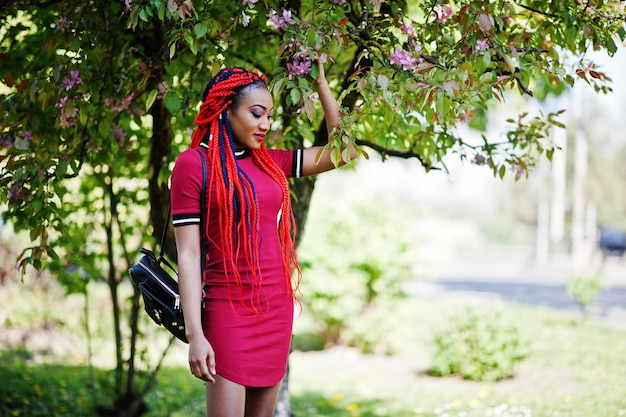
left=431, top=305, right=530, bottom=382
left=565, top=272, right=607, bottom=319
left=297, top=193, right=421, bottom=347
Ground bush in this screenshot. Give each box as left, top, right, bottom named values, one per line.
left=297, top=193, right=421, bottom=347
left=566, top=272, right=607, bottom=319
left=430, top=305, right=530, bottom=382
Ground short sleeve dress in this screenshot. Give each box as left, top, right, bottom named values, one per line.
left=170, top=144, right=304, bottom=387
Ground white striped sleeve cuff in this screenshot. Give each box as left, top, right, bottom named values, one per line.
left=172, top=213, right=201, bottom=227
left=292, top=148, right=304, bottom=178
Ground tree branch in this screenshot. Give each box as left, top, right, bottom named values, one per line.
left=356, top=138, right=438, bottom=170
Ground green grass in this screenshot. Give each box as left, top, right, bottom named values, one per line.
left=289, top=297, right=626, bottom=417
left=1, top=283, right=626, bottom=417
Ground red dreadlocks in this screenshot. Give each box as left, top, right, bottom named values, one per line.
left=190, top=67, right=301, bottom=315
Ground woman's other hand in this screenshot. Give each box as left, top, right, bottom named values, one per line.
left=188, top=336, right=216, bottom=383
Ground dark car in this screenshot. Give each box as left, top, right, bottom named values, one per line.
left=598, top=228, right=626, bottom=257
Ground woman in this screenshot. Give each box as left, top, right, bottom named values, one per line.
left=171, top=60, right=353, bottom=417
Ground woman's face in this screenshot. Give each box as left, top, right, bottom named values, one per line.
left=227, top=85, right=273, bottom=151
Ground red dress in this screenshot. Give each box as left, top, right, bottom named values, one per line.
left=170, top=145, right=302, bottom=387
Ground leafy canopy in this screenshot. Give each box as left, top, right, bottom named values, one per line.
left=1, top=0, right=624, bottom=270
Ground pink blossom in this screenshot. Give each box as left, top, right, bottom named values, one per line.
left=56, top=93, right=78, bottom=126
left=57, top=105, right=78, bottom=128
left=434, top=4, right=453, bottom=22
left=472, top=153, right=486, bottom=165
left=475, top=38, right=489, bottom=54
left=583, top=60, right=595, bottom=70
left=294, top=44, right=312, bottom=59
left=157, top=81, right=168, bottom=99
left=390, top=48, right=417, bottom=71
left=55, top=96, right=69, bottom=108
left=282, top=9, right=295, bottom=25
left=21, top=130, right=32, bottom=141
left=334, top=0, right=347, bottom=4
left=7, top=184, right=29, bottom=201
left=241, top=11, right=251, bottom=27
left=60, top=70, right=83, bottom=91
left=503, top=16, right=511, bottom=25
left=268, top=9, right=296, bottom=30
left=57, top=16, right=70, bottom=30
left=401, top=22, right=416, bottom=38
left=0, top=135, right=13, bottom=149
left=459, top=109, right=475, bottom=123
left=411, top=40, right=422, bottom=54
left=369, top=0, right=382, bottom=12
left=125, top=0, right=132, bottom=10
left=103, top=94, right=134, bottom=114
left=287, top=58, right=312, bottom=76
left=268, top=9, right=280, bottom=28
left=111, top=125, right=127, bottom=146
left=242, top=0, right=258, bottom=7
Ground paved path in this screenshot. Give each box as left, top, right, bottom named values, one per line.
left=406, top=247, right=626, bottom=327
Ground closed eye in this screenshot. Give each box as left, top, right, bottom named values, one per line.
left=252, top=111, right=272, bottom=120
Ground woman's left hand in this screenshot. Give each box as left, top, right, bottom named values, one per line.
left=312, top=53, right=328, bottom=88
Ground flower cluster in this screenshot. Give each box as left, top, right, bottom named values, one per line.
left=7, top=184, right=29, bottom=201
left=55, top=69, right=82, bottom=128
left=472, top=153, right=486, bottom=165
left=390, top=48, right=417, bottom=71
left=434, top=4, right=454, bottom=22
left=60, top=70, right=83, bottom=91
left=111, top=124, right=127, bottom=146
left=0, top=134, right=14, bottom=149
left=55, top=96, right=78, bottom=128
left=56, top=16, right=70, bottom=31
left=387, top=17, right=425, bottom=72
left=475, top=38, right=490, bottom=55
left=240, top=0, right=258, bottom=27
left=287, top=59, right=312, bottom=77
left=103, top=94, right=134, bottom=114
left=268, top=9, right=295, bottom=30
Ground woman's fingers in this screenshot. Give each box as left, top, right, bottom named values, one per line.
left=189, top=341, right=216, bottom=383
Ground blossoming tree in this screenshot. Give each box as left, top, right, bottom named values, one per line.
left=0, top=0, right=624, bottom=415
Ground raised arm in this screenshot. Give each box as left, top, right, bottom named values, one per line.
left=300, top=57, right=357, bottom=176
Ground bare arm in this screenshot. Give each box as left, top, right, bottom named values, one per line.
left=301, top=57, right=357, bottom=176
left=175, top=225, right=216, bottom=383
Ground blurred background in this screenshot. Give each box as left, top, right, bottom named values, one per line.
left=296, top=46, right=626, bottom=329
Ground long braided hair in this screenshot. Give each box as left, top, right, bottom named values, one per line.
left=190, top=67, right=301, bottom=314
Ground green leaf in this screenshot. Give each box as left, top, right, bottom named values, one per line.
left=164, top=92, right=181, bottom=113
left=146, top=89, right=158, bottom=111
left=272, top=77, right=286, bottom=98
left=139, top=8, right=149, bottom=22
left=169, top=41, right=176, bottom=59
left=378, top=74, right=389, bottom=91
left=290, top=88, right=301, bottom=106
left=194, top=22, right=208, bottom=38
left=98, top=120, right=110, bottom=138
left=56, top=160, right=67, bottom=177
